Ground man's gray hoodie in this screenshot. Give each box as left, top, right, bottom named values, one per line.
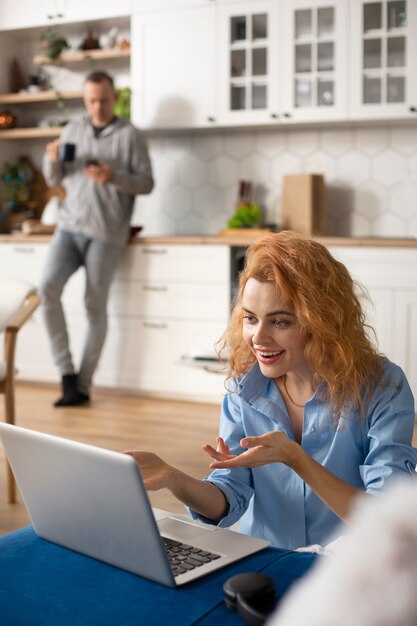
left=42, top=115, right=154, bottom=247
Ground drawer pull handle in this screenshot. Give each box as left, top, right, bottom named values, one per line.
left=142, top=285, right=168, bottom=292
left=142, top=322, right=168, bottom=329
left=142, top=248, right=168, bottom=255
left=13, top=247, right=35, bottom=254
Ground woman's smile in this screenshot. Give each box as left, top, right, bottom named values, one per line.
left=255, top=349, right=285, bottom=365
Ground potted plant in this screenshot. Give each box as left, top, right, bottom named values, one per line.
left=40, top=27, right=70, bottom=61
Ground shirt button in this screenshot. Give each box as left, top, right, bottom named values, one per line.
left=309, top=426, right=316, bottom=433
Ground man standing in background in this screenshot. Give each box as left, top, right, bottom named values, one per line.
left=41, top=70, right=154, bottom=407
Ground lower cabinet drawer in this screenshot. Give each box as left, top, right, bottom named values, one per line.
left=108, top=279, right=230, bottom=321
left=96, top=317, right=228, bottom=403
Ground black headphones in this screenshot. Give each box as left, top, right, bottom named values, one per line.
left=223, top=572, right=279, bottom=626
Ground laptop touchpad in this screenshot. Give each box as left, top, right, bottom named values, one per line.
left=158, top=517, right=214, bottom=541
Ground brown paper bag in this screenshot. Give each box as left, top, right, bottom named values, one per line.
left=280, top=174, right=325, bottom=235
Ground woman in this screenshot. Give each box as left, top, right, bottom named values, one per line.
left=126, top=231, right=417, bottom=549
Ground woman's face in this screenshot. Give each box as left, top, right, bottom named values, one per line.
left=242, top=278, right=309, bottom=379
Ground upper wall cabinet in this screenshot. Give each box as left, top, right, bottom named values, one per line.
left=58, top=0, right=131, bottom=24
left=218, top=0, right=348, bottom=125
left=132, top=0, right=350, bottom=129
left=132, top=0, right=215, bottom=9
left=280, top=0, right=348, bottom=122
left=0, top=0, right=60, bottom=30
left=350, top=0, right=417, bottom=119
left=131, top=6, right=217, bottom=129
left=217, top=1, right=280, bottom=125
left=0, top=0, right=130, bottom=30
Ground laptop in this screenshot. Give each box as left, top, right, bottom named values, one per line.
left=0, top=423, right=269, bottom=587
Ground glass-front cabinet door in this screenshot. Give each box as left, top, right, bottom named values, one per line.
left=350, top=0, right=417, bottom=119
left=281, top=0, right=348, bottom=122
left=217, top=1, right=280, bottom=125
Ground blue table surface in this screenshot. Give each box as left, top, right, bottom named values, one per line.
left=0, top=526, right=318, bottom=626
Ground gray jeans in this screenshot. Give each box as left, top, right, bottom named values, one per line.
left=39, top=230, right=123, bottom=394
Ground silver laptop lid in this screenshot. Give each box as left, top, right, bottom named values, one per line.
left=0, top=423, right=175, bottom=586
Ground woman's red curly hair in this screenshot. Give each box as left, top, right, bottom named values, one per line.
left=218, top=230, right=383, bottom=419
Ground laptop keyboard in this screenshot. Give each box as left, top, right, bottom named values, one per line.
left=163, top=537, right=221, bottom=577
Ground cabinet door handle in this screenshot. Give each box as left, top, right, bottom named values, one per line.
left=142, top=247, right=168, bottom=255
left=142, top=322, right=168, bottom=329
left=13, top=246, right=35, bottom=254
left=270, top=112, right=279, bottom=119
left=409, top=106, right=417, bottom=113
left=207, top=116, right=216, bottom=123
left=142, top=285, right=168, bottom=292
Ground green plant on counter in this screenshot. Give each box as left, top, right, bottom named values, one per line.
left=114, top=87, right=131, bottom=119
left=228, top=202, right=262, bottom=228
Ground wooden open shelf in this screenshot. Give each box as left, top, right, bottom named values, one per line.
left=0, top=90, right=83, bottom=105
left=0, top=127, right=63, bottom=140
left=33, top=47, right=130, bottom=65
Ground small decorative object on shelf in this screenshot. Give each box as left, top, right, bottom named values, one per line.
left=99, top=27, right=118, bottom=50
left=9, top=58, right=26, bottom=93
left=80, top=30, right=100, bottom=51
left=0, top=110, right=16, bottom=130
left=40, top=27, right=70, bottom=61
left=118, top=39, right=130, bottom=50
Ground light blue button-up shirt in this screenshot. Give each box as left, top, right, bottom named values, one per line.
left=189, top=358, right=417, bottom=549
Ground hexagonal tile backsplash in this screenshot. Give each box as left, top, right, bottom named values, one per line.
left=132, top=124, right=417, bottom=238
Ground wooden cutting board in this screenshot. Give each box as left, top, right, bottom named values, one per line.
left=218, top=228, right=272, bottom=238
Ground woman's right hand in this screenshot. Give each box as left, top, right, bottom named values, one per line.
left=124, top=450, right=175, bottom=491
left=125, top=449, right=229, bottom=521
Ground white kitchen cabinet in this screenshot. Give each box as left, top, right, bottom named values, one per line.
left=350, top=0, right=417, bottom=120
left=0, top=242, right=85, bottom=382
left=132, top=0, right=268, bottom=11
left=99, top=243, right=230, bottom=402
left=218, top=0, right=349, bottom=125
left=132, top=0, right=212, bottom=10
left=4, top=239, right=416, bottom=403
left=0, top=0, right=129, bottom=31
left=394, top=290, right=417, bottom=402
left=131, top=6, right=217, bottom=129
left=60, top=0, right=130, bottom=24
left=0, top=241, right=230, bottom=403
left=329, top=245, right=417, bottom=400
left=280, top=0, right=348, bottom=122
left=132, top=0, right=349, bottom=128
left=217, top=1, right=280, bottom=125
left=0, top=0, right=60, bottom=31
left=95, top=316, right=227, bottom=401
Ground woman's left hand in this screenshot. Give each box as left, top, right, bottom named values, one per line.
left=203, top=431, right=296, bottom=469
